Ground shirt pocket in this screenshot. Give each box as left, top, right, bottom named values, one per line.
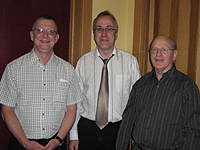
left=116, top=74, right=132, bottom=94
left=54, top=79, right=70, bottom=105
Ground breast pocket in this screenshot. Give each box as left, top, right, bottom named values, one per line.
left=116, top=74, right=132, bottom=94
left=54, top=79, right=70, bottom=105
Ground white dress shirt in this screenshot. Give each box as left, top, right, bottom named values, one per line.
left=70, top=47, right=141, bottom=140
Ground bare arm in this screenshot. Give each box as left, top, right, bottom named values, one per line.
left=45, top=104, right=77, bottom=150
left=1, top=105, right=45, bottom=150
left=69, top=103, right=81, bottom=150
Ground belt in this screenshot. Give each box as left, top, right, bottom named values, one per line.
left=81, top=116, right=121, bottom=124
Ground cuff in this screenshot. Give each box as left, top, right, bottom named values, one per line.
left=69, top=129, right=79, bottom=140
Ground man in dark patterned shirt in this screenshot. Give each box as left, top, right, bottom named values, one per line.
left=116, top=35, right=200, bottom=150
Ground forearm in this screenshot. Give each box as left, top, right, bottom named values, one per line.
left=1, top=105, right=29, bottom=147
left=69, top=107, right=81, bottom=140
left=57, top=104, right=77, bottom=140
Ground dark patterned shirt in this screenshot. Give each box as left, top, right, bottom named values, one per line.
left=116, top=64, right=200, bottom=150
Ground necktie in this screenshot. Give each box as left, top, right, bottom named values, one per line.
left=95, top=55, right=113, bottom=129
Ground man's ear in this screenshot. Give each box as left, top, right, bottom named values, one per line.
left=173, top=49, right=178, bottom=61
left=55, top=34, right=60, bottom=44
left=30, top=31, right=34, bottom=41
left=115, top=32, right=118, bottom=40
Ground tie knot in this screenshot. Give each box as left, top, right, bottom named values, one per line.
left=103, top=59, right=108, bottom=64
left=100, top=54, right=114, bottom=64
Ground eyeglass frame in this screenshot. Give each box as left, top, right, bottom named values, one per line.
left=149, top=47, right=175, bottom=54
left=32, top=28, right=58, bottom=36
left=94, top=27, right=116, bottom=33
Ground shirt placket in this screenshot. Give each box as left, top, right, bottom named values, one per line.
left=144, top=81, right=160, bottom=145
left=41, top=66, right=47, bottom=137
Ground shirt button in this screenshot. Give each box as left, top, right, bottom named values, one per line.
left=43, top=69, right=45, bottom=71
left=42, top=113, right=44, bottom=116
left=43, top=98, right=45, bottom=101
left=44, top=83, right=46, bottom=86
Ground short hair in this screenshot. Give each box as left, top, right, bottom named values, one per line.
left=32, top=15, right=58, bottom=32
left=93, top=10, right=118, bottom=33
left=149, top=35, right=177, bottom=50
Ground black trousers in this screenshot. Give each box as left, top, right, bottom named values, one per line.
left=78, top=117, right=121, bottom=150
left=131, top=143, right=181, bottom=150
left=8, top=134, right=67, bottom=150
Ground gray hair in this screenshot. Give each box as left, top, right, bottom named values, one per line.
left=93, top=10, right=118, bottom=33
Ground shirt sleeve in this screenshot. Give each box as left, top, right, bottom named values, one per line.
left=130, top=56, right=141, bottom=84
left=69, top=60, right=84, bottom=140
left=67, top=69, right=82, bottom=105
left=0, top=63, right=17, bottom=107
left=182, top=80, right=200, bottom=149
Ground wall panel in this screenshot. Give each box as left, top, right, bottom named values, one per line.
left=133, top=0, right=200, bottom=88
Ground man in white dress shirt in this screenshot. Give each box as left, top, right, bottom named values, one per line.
left=69, top=11, right=141, bottom=150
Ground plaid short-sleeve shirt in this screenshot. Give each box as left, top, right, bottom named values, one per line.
left=0, top=49, right=82, bottom=139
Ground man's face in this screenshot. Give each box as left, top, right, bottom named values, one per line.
left=150, top=36, right=177, bottom=74
left=93, top=15, right=118, bottom=52
left=30, top=18, right=59, bottom=54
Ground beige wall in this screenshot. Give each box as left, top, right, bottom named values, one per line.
left=91, top=0, right=135, bottom=54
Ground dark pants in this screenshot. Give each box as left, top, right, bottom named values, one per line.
left=78, top=117, right=121, bottom=150
left=8, top=135, right=67, bottom=150
left=131, top=143, right=181, bottom=150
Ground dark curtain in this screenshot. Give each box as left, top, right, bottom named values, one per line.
left=0, top=1, right=70, bottom=149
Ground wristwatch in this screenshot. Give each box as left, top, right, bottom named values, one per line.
left=55, top=136, right=64, bottom=146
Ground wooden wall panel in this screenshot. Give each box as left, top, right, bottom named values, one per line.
left=69, top=0, right=92, bottom=67
left=196, top=1, right=200, bottom=86
left=132, top=0, right=150, bottom=76
left=155, top=0, right=172, bottom=36
left=175, top=0, right=190, bottom=74
left=188, top=0, right=199, bottom=80
left=133, top=0, right=200, bottom=88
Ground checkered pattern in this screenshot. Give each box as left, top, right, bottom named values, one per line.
left=0, top=49, right=82, bottom=139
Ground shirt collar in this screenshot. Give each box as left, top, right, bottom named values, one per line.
left=94, top=46, right=117, bottom=61
left=162, top=64, right=176, bottom=80
left=152, top=64, right=176, bottom=81
left=30, top=48, right=58, bottom=65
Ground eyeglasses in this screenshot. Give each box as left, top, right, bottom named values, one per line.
left=94, top=27, right=116, bottom=33
left=32, top=28, right=57, bottom=36
left=149, top=47, right=174, bottom=54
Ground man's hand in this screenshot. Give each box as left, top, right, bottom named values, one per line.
left=23, top=140, right=45, bottom=150
left=68, top=140, right=79, bottom=150
left=44, top=139, right=60, bottom=150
